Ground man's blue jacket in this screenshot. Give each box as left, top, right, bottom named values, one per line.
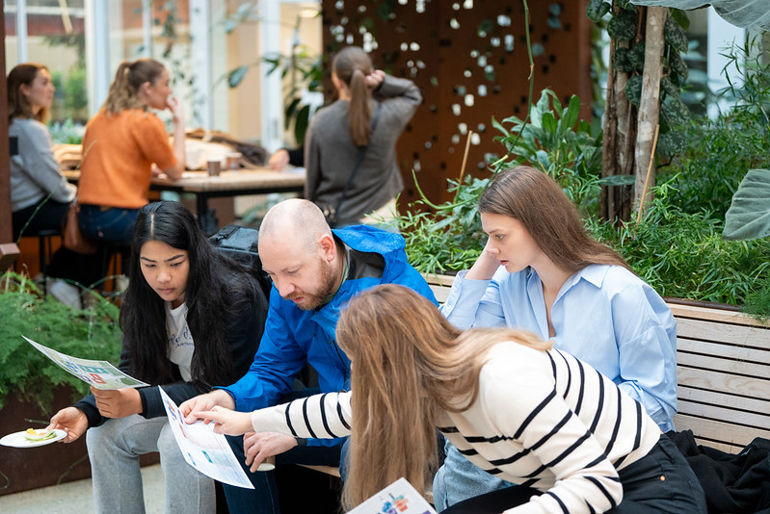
left=221, top=225, right=437, bottom=445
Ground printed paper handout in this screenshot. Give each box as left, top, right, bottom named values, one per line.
left=348, top=477, right=437, bottom=514
left=159, top=387, right=254, bottom=489
left=22, top=336, right=148, bottom=390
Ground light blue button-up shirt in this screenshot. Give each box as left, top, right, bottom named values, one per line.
left=441, top=263, right=677, bottom=431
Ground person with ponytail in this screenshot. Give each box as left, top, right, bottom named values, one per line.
left=305, top=46, right=421, bottom=227
left=48, top=201, right=268, bottom=513
left=194, top=285, right=706, bottom=513
left=433, top=165, right=679, bottom=509
left=77, top=58, right=186, bottom=246
left=8, top=63, right=101, bottom=302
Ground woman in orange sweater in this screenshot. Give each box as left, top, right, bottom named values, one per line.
left=77, top=58, right=185, bottom=245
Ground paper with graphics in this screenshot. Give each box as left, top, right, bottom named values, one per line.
left=22, top=336, right=148, bottom=390
left=159, top=387, right=254, bottom=489
left=348, top=477, right=437, bottom=514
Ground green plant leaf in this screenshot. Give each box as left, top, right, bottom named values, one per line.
left=227, top=66, right=249, bottom=88
left=293, top=104, right=311, bottom=146
left=562, top=95, right=581, bottom=131
left=723, top=169, right=770, bottom=240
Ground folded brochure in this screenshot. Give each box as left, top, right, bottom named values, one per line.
left=22, top=336, right=148, bottom=390
left=159, top=387, right=254, bottom=489
left=348, top=477, right=436, bottom=514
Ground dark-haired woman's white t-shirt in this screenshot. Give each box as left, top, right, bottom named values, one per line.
left=165, top=302, right=194, bottom=381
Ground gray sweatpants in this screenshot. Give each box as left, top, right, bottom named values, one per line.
left=86, top=414, right=215, bottom=514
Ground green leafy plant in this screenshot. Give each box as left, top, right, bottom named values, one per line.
left=0, top=272, right=122, bottom=411
left=586, top=179, right=770, bottom=306
left=492, top=89, right=603, bottom=216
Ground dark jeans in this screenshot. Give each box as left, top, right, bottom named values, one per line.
left=78, top=204, right=139, bottom=246
left=13, top=198, right=102, bottom=287
left=222, top=391, right=347, bottom=514
left=442, top=435, right=706, bottom=513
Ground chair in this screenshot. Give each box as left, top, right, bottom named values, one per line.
left=18, top=228, right=62, bottom=295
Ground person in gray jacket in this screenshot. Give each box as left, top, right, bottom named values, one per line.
left=304, top=46, right=421, bottom=228
left=8, top=63, right=99, bottom=299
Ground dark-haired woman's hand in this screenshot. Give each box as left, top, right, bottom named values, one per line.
left=91, top=386, right=142, bottom=418
left=365, top=69, right=385, bottom=91
left=47, top=406, right=88, bottom=443
left=466, top=240, right=503, bottom=280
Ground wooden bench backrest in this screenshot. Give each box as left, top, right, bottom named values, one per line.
left=669, top=303, right=770, bottom=453
left=424, top=275, right=770, bottom=454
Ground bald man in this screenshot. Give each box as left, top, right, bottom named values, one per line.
left=181, top=199, right=436, bottom=513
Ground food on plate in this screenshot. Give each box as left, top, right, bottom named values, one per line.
left=23, top=428, right=56, bottom=442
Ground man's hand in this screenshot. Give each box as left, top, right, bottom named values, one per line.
left=91, top=386, right=142, bottom=418
left=193, top=406, right=253, bottom=436
left=48, top=407, right=88, bottom=443
left=180, top=389, right=235, bottom=423
left=243, top=432, right=298, bottom=473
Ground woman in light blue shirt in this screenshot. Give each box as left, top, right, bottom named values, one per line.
left=435, top=166, right=678, bottom=511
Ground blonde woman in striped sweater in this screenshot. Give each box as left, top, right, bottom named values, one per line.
left=194, top=284, right=705, bottom=514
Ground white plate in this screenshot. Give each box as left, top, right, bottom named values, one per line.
left=0, top=429, right=66, bottom=448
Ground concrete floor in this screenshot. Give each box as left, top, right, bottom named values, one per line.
left=0, top=464, right=164, bottom=513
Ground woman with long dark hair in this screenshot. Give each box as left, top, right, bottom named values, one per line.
left=434, top=165, right=679, bottom=509
left=77, top=58, right=186, bottom=245
left=8, top=63, right=100, bottom=301
left=195, top=284, right=706, bottom=513
left=48, top=201, right=267, bottom=513
left=305, top=46, right=421, bottom=227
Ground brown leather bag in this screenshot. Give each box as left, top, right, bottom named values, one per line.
left=63, top=202, right=99, bottom=254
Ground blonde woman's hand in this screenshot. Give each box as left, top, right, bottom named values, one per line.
left=166, top=96, right=184, bottom=123
left=365, top=69, right=385, bottom=91
left=193, top=406, right=253, bottom=436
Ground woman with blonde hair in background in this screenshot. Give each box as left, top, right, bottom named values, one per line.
left=77, top=58, right=185, bottom=246
left=194, top=284, right=706, bottom=513
left=7, top=63, right=101, bottom=304
left=304, top=46, right=421, bottom=227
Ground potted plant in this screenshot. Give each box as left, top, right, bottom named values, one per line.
left=0, top=272, right=122, bottom=495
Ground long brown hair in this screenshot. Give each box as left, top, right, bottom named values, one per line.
left=480, top=166, right=632, bottom=273
left=7, top=63, right=50, bottom=123
left=103, top=58, right=166, bottom=115
left=336, top=284, right=551, bottom=509
left=332, top=46, right=373, bottom=146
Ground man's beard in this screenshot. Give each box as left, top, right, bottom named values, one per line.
left=286, top=259, right=338, bottom=310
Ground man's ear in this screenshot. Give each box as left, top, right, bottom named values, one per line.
left=318, top=233, right=336, bottom=262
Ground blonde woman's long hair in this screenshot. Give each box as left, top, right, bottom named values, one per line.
left=332, top=46, right=374, bottom=147
left=336, top=284, right=552, bottom=509
left=103, top=58, right=166, bottom=115
left=7, top=63, right=50, bottom=123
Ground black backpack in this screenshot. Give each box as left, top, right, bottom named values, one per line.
left=209, top=225, right=272, bottom=298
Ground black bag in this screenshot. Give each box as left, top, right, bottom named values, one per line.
left=209, top=224, right=272, bottom=298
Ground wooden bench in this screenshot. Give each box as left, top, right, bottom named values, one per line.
left=424, top=274, right=770, bottom=454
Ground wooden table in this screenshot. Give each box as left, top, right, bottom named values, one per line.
left=63, top=167, right=305, bottom=233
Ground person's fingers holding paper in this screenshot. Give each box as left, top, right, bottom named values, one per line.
left=193, top=406, right=252, bottom=435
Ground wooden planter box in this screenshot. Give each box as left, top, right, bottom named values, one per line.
left=0, top=386, right=158, bottom=496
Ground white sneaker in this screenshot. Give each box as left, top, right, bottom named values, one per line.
left=49, top=279, right=82, bottom=309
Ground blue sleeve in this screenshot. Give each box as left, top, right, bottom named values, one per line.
left=611, top=283, right=678, bottom=432
left=440, top=271, right=506, bottom=329
left=220, top=290, right=305, bottom=412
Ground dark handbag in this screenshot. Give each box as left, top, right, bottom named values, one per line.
left=209, top=224, right=272, bottom=298
left=63, top=202, right=99, bottom=254
left=317, top=102, right=383, bottom=227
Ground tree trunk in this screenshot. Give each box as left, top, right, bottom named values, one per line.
left=633, top=7, right=666, bottom=217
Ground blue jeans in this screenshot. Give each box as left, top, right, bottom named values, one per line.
left=78, top=204, right=139, bottom=246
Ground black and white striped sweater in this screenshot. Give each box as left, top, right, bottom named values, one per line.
left=250, top=342, right=661, bottom=514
